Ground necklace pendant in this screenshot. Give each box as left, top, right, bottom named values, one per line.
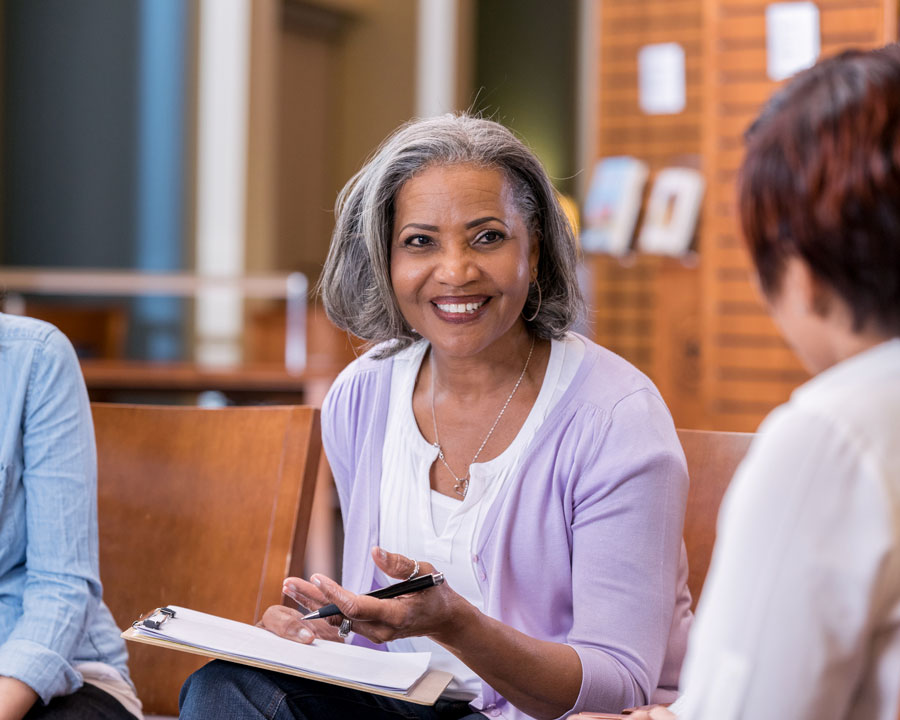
left=430, top=335, right=534, bottom=506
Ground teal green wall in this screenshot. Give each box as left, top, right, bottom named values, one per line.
left=473, top=0, right=577, bottom=195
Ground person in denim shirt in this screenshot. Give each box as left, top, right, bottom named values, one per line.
left=0, top=313, right=141, bottom=719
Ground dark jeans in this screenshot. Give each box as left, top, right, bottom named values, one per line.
left=24, top=683, right=134, bottom=720
left=179, top=660, right=487, bottom=720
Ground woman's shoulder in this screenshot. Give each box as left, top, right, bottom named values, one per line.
left=331, top=338, right=427, bottom=379
left=320, top=340, right=412, bottom=461
left=568, top=333, right=667, bottom=410
left=329, top=340, right=399, bottom=383
left=322, top=340, right=404, bottom=416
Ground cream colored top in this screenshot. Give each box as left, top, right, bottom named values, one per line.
left=675, top=339, right=900, bottom=720
left=377, top=335, right=584, bottom=698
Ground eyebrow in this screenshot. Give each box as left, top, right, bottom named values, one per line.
left=398, top=223, right=439, bottom=233
left=466, top=216, right=509, bottom=230
left=397, top=217, right=510, bottom=234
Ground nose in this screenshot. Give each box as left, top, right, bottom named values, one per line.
left=433, top=242, right=478, bottom=286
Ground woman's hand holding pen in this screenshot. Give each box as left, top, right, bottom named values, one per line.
left=267, top=545, right=582, bottom=719
left=269, top=546, right=465, bottom=646
left=319, top=547, right=463, bottom=644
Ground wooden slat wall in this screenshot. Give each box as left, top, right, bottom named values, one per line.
left=591, top=0, right=896, bottom=431
left=588, top=0, right=705, bottom=428
left=701, top=0, right=896, bottom=431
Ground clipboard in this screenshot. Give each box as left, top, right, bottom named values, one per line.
left=123, top=606, right=453, bottom=706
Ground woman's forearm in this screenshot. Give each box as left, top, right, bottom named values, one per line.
left=434, top=601, right=582, bottom=720
left=0, top=677, right=38, bottom=720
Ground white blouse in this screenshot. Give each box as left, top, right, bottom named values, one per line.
left=675, top=339, right=900, bottom=720
left=377, top=335, right=584, bottom=697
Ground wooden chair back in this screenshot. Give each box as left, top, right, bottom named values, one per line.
left=678, top=428, right=754, bottom=610
left=93, top=403, right=321, bottom=716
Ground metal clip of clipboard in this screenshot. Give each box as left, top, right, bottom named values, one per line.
left=135, top=606, right=176, bottom=630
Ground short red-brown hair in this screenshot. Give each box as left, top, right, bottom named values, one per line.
left=739, top=44, right=900, bottom=334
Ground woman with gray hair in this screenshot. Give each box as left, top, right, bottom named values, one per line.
left=180, top=114, right=691, bottom=720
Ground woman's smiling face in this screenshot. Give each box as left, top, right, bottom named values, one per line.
left=389, top=163, right=539, bottom=358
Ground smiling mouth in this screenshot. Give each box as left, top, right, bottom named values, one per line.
left=433, top=298, right=488, bottom=315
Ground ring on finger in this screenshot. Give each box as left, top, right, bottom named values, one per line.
left=405, top=559, right=420, bottom=581
left=338, top=618, right=352, bottom=638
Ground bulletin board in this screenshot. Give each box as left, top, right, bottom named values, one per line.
left=699, top=0, right=896, bottom=431
left=588, top=0, right=897, bottom=431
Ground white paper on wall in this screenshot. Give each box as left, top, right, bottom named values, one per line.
left=638, top=42, right=686, bottom=115
left=766, top=2, right=820, bottom=81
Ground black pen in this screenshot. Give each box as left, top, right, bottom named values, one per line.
left=301, top=572, right=445, bottom=620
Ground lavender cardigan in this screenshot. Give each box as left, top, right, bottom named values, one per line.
left=321, top=337, right=692, bottom=719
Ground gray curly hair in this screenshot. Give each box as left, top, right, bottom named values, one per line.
left=318, top=113, right=583, bottom=358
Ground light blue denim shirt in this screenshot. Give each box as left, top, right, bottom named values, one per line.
left=0, top=313, right=131, bottom=704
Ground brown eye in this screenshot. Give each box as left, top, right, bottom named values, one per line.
left=476, top=230, right=504, bottom=245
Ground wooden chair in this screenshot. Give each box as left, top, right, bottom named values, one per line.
left=677, top=429, right=754, bottom=610
left=244, top=301, right=365, bottom=579
left=93, top=404, right=321, bottom=716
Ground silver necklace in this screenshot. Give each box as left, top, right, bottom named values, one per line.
left=430, top=336, right=536, bottom=499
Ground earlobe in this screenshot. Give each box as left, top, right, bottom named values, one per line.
left=529, top=232, right=541, bottom=277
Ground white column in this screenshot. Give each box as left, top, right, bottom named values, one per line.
left=416, top=0, right=458, bottom=118
left=194, top=0, right=252, bottom=365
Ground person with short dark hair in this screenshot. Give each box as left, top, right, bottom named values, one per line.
left=179, top=114, right=692, bottom=720
left=632, top=44, right=900, bottom=720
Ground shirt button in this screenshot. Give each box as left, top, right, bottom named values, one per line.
left=472, top=554, right=478, bottom=563
left=479, top=570, right=487, bottom=581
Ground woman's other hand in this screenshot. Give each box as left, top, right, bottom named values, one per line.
left=257, top=605, right=343, bottom=644
left=258, top=576, right=345, bottom=644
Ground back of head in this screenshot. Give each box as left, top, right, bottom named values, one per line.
left=739, top=44, right=900, bottom=336
left=319, top=114, right=582, bottom=357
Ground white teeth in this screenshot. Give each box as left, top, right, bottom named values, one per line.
left=436, top=300, right=485, bottom=314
